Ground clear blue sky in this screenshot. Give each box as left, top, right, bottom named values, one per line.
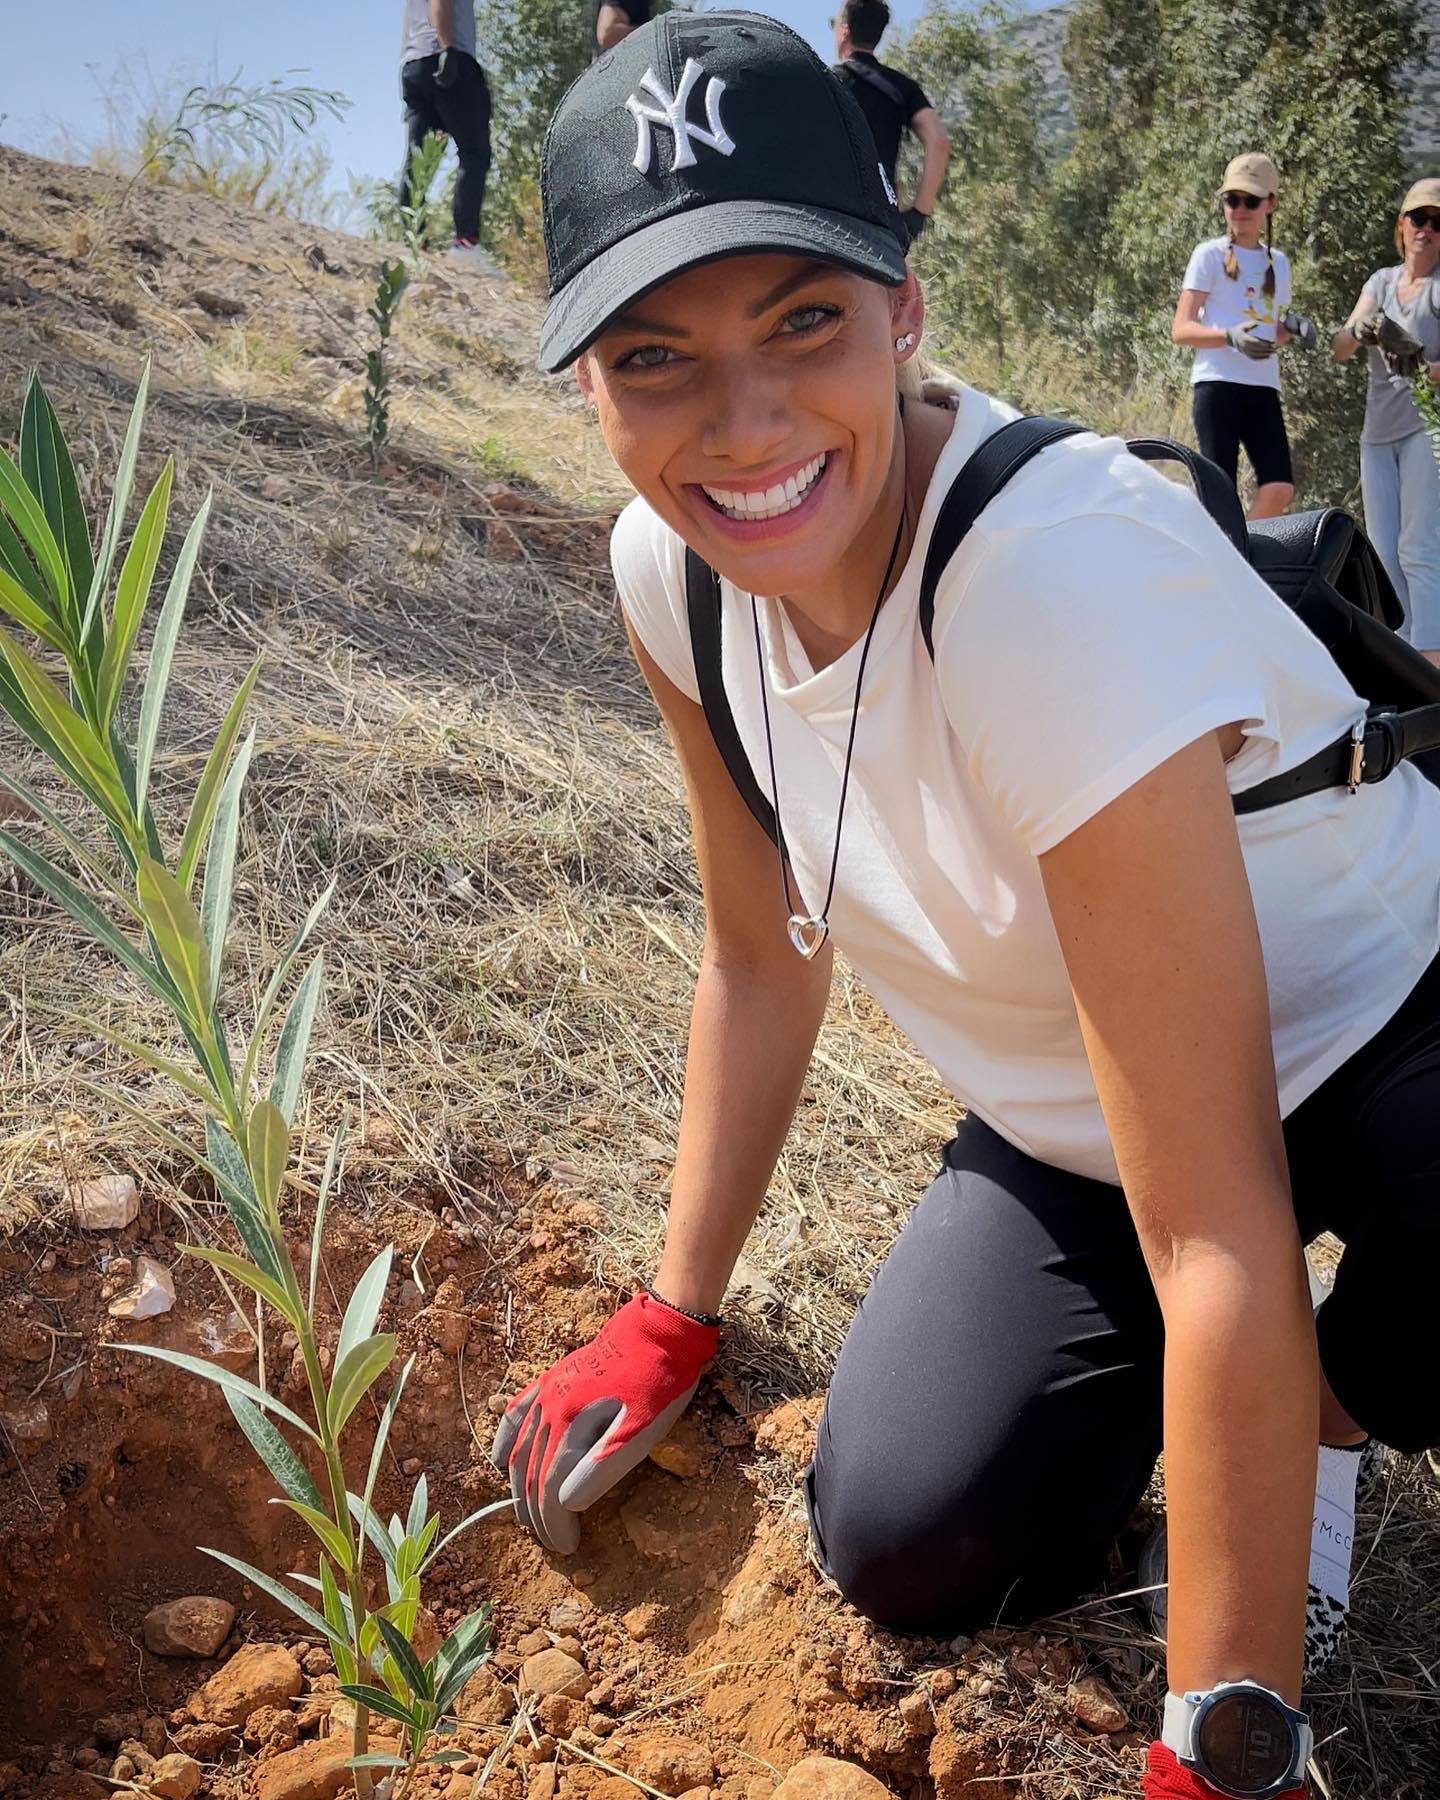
left=0, top=2, right=1040, bottom=199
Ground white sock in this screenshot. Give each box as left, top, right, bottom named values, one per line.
left=1310, top=1441, right=1364, bottom=1610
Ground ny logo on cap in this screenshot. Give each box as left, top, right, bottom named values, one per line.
left=627, top=58, right=736, bottom=175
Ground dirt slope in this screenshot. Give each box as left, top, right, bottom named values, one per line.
left=0, top=149, right=1436, bottom=1800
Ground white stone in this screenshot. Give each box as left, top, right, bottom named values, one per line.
left=71, top=1172, right=139, bottom=1230
left=108, top=1255, right=176, bottom=1319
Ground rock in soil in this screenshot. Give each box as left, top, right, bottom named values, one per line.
left=1067, top=1674, right=1128, bottom=1734
left=520, top=1647, right=588, bottom=1699
left=246, top=1703, right=301, bottom=1750
left=647, top=1413, right=719, bottom=1480
left=142, top=1595, right=236, bottom=1658
left=624, top=1736, right=715, bottom=1796
left=528, top=1767, right=559, bottom=1800
left=253, top=1732, right=400, bottom=1800
left=147, top=1753, right=203, bottom=1799
left=190, top=1642, right=303, bottom=1726
left=170, top=1722, right=234, bottom=1760
left=0, top=1397, right=51, bottom=1445
left=455, top=1664, right=514, bottom=1725
left=772, top=1759, right=892, bottom=1800
left=70, top=1172, right=140, bottom=1229
left=107, top=1253, right=175, bottom=1318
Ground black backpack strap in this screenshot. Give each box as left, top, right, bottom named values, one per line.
left=684, top=545, right=781, bottom=847
left=841, top=55, right=907, bottom=109
left=1234, top=702, right=1440, bottom=813
left=1124, top=438, right=1249, bottom=559
left=918, top=416, right=1086, bottom=659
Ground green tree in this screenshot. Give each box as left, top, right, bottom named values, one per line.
left=896, top=3, right=1050, bottom=377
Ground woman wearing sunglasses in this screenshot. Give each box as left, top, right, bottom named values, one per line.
left=1333, top=178, right=1440, bottom=665
left=1173, top=154, right=1312, bottom=520
left=493, top=17, right=1440, bottom=1799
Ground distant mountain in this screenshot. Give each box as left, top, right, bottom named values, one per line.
left=1002, top=0, right=1439, bottom=172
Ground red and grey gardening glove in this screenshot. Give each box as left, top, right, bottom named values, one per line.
left=1143, top=1744, right=1306, bottom=1799
left=490, top=1290, right=717, bottom=1554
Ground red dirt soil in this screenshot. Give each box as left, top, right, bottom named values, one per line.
left=0, top=1177, right=1142, bottom=1799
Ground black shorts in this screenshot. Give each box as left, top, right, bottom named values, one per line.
left=805, top=949, right=1440, bottom=1633
left=1192, top=379, right=1294, bottom=490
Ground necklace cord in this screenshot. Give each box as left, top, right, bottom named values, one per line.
left=750, top=492, right=909, bottom=938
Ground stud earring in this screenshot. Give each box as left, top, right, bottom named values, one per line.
left=895, top=332, right=916, bottom=354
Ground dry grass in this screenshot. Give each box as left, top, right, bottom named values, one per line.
left=0, top=146, right=1435, bottom=1798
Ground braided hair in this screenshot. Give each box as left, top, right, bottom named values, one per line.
left=1222, top=206, right=1277, bottom=298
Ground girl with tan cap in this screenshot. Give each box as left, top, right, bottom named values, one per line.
left=1333, top=178, right=1440, bottom=664
left=1172, top=154, right=1314, bottom=520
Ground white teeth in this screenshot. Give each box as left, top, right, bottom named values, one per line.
left=702, top=453, right=828, bottom=522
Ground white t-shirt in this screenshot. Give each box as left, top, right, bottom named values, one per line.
left=1183, top=236, right=1292, bottom=389
left=612, top=385, right=1440, bottom=1183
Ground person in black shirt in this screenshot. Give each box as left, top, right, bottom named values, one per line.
left=596, top=0, right=651, bottom=52
left=833, top=0, right=950, bottom=246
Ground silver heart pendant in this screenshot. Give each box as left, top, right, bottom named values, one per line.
left=787, top=914, right=829, bottom=959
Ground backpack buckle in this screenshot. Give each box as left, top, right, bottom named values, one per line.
left=1347, top=721, right=1366, bottom=793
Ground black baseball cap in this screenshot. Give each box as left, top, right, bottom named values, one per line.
left=539, top=9, right=908, bottom=372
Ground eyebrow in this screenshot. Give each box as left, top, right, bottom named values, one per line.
left=608, top=261, right=840, bottom=339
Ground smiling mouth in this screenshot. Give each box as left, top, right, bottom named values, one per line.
left=700, top=453, right=828, bottom=523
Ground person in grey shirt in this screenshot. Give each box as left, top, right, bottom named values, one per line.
left=1334, top=177, right=1440, bottom=660
left=399, top=0, right=492, bottom=266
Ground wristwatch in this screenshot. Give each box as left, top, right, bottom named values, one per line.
left=1162, top=1683, right=1312, bottom=1799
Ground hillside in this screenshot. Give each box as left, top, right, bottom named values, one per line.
left=1010, top=0, right=1440, bottom=169
left=0, top=147, right=1436, bottom=1800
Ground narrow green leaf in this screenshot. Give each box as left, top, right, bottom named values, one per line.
left=0, top=564, right=68, bottom=650
left=310, top=1116, right=347, bottom=1312
left=327, top=1332, right=397, bottom=1436
left=434, top=1606, right=491, bottom=1695
left=98, top=458, right=173, bottom=726
left=268, top=949, right=323, bottom=1126
left=427, top=1750, right=473, bottom=1766
left=319, top=1555, right=356, bottom=1634
left=349, top=1491, right=400, bottom=1577
left=0, top=630, right=133, bottom=822
left=271, top=1498, right=355, bottom=1574
left=336, top=1246, right=393, bottom=1373
left=34, top=1012, right=213, bottom=1104
left=205, top=1117, right=285, bottom=1284
left=413, top=1512, right=439, bottom=1566
left=84, top=362, right=151, bottom=645
left=0, top=778, right=138, bottom=913
left=239, top=880, right=334, bottom=1106
left=0, top=829, right=172, bottom=1007
left=21, top=375, right=94, bottom=607
left=134, top=490, right=211, bottom=814
left=0, top=660, right=113, bottom=833
left=348, top=1755, right=407, bottom=1771
left=200, top=1547, right=345, bottom=1646
left=176, top=659, right=260, bottom=893
left=423, top=1499, right=514, bottom=1571
left=181, top=1242, right=298, bottom=1323
left=0, top=444, right=68, bottom=608
left=246, top=1098, right=290, bottom=1217
left=337, top=1686, right=422, bottom=1731
left=224, top=1390, right=323, bottom=1509
left=375, top=1613, right=433, bottom=1704
left=115, top=1342, right=318, bottom=1440
left=0, top=504, right=46, bottom=601
left=406, top=1473, right=429, bottom=1545
left=136, top=855, right=211, bottom=1027
left=199, top=725, right=253, bottom=1006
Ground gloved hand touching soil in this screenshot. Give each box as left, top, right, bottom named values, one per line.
left=490, top=1289, right=718, bottom=1553
left=1142, top=1743, right=1305, bottom=1799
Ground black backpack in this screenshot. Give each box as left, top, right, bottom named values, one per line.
left=684, top=415, right=1440, bottom=848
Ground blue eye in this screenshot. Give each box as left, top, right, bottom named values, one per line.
left=781, top=303, right=842, bottom=334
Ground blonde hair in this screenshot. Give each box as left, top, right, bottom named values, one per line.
left=1222, top=207, right=1277, bottom=298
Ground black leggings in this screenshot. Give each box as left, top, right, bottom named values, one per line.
left=1193, top=380, right=1294, bottom=491
left=400, top=52, right=492, bottom=242
left=805, top=951, right=1440, bottom=1635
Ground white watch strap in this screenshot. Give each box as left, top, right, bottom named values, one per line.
left=1161, top=1689, right=1314, bottom=1786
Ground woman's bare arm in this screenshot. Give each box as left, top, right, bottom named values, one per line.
left=625, top=623, right=833, bottom=1315
left=1172, top=288, right=1228, bottom=350
left=1040, top=730, right=1316, bottom=1704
